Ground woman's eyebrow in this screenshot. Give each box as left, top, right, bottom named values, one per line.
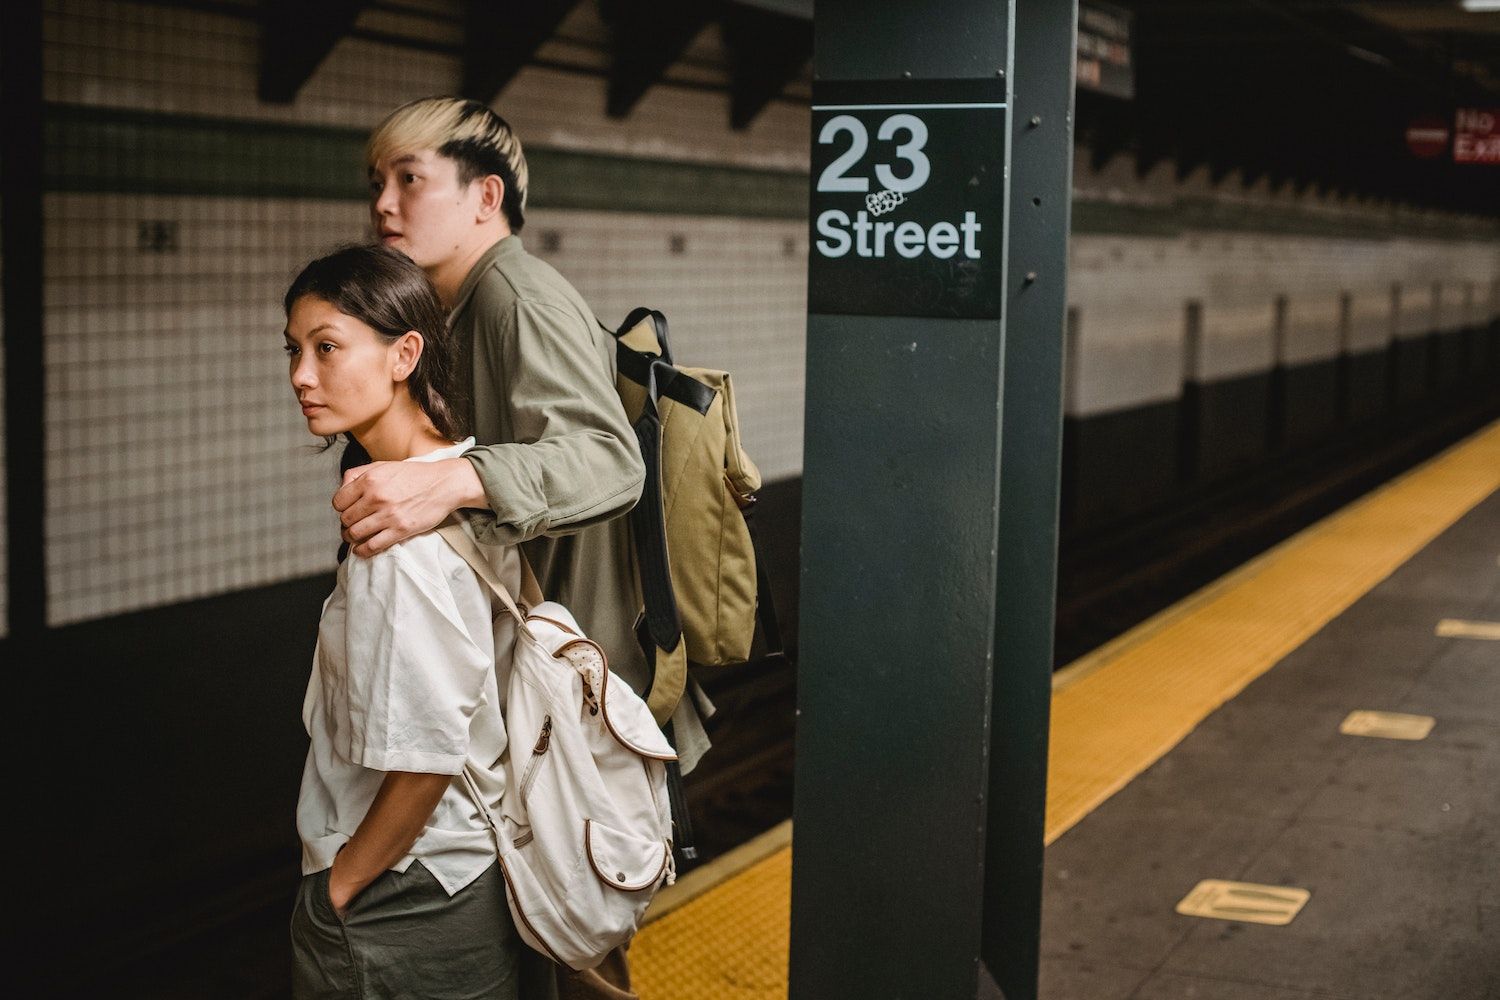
left=285, top=324, right=337, bottom=341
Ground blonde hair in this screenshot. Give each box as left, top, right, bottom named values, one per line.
left=367, top=97, right=529, bottom=232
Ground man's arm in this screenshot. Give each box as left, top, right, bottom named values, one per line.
left=460, top=298, right=643, bottom=547
left=337, top=294, right=643, bottom=556
left=327, top=770, right=451, bottom=916
left=334, top=459, right=489, bottom=558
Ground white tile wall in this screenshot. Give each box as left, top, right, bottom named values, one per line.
left=41, top=194, right=805, bottom=626
left=1065, top=231, right=1500, bottom=416
left=43, top=194, right=359, bottom=625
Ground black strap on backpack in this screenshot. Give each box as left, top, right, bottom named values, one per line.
left=608, top=309, right=716, bottom=659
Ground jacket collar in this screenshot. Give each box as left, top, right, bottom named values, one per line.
left=449, top=234, right=524, bottom=320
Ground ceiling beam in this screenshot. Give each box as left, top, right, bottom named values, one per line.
left=601, top=0, right=718, bottom=119
left=462, top=1, right=581, bottom=106
left=723, top=3, right=812, bottom=130
left=258, top=0, right=367, bottom=104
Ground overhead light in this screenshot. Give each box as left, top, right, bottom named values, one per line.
left=1459, top=1, right=1500, bottom=13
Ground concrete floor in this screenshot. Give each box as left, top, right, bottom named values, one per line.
left=1037, top=491, right=1500, bottom=1000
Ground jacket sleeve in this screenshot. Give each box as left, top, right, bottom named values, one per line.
left=462, top=296, right=645, bottom=546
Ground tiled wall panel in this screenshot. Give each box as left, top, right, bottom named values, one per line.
left=40, top=194, right=804, bottom=626
left=43, top=194, right=360, bottom=625
left=1065, top=232, right=1500, bottom=416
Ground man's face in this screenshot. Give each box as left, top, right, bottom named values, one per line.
left=368, top=150, right=481, bottom=272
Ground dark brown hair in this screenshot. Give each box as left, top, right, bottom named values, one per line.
left=283, top=243, right=468, bottom=483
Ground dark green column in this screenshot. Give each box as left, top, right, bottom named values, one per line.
left=792, top=1, right=1073, bottom=996
left=982, top=1, right=1077, bottom=998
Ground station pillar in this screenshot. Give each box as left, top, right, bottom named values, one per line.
left=790, top=1, right=1076, bottom=998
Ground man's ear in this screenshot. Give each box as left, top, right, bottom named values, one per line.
left=393, top=331, right=425, bottom=381
left=475, top=174, right=506, bottom=224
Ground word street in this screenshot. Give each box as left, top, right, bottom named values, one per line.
left=815, top=209, right=982, bottom=260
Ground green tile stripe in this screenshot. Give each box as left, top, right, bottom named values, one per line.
left=43, top=103, right=809, bottom=218
left=43, top=103, right=1500, bottom=241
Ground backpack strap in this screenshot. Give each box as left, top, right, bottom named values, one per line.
left=627, top=357, right=685, bottom=657
left=749, top=523, right=786, bottom=660
left=638, top=618, right=688, bottom=728
left=434, top=519, right=544, bottom=629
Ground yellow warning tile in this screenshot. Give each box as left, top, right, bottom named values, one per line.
left=1339, top=709, right=1436, bottom=740
left=1435, top=618, right=1500, bottom=640
left=630, top=420, right=1500, bottom=1000
left=1175, top=879, right=1311, bottom=926
left=1044, top=420, right=1499, bottom=840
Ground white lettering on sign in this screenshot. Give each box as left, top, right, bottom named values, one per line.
left=817, top=114, right=933, bottom=195
left=816, top=210, right=982, bottom=260
left=1454, top=107, right=1500, bottom=164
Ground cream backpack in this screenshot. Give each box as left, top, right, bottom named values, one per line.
left=436, top=520, right=677, bottom=971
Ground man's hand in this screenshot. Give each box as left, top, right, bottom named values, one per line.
left=334, top=457, right=489, bottom=557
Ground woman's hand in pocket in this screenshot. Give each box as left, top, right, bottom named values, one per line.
left=327, top=856, right=357, bottom=921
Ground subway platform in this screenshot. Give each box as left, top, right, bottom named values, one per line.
left=629, top=421, right=1500, bottom=999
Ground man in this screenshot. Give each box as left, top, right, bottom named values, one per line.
left=340, top=96, right=710, bottom=1000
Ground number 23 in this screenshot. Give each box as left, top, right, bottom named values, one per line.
left=817, top=113, right=932, bottom=194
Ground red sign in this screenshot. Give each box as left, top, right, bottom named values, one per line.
left=1454, top=108, right=1500, bottom=164
left=1405, top=117, right=1450, bottom=159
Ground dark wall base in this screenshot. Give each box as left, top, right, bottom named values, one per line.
left=13, top=574, right=333, bottom=984
left=1062, top=321, right=1498, bottom=537
left=1061, top=400, right=1179, bottom=528
left=1343, top=350, right=1390, bottom=426
left=1392, top=336, right=1430, bottom=406
left=1194, top=371, right=1272, bottom=483
left=1280, top=359, right=1340, bottom=451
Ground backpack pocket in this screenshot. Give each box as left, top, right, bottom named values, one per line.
left=583, top=818, right=671, bottom=892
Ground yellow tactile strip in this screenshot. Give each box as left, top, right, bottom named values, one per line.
left=631, top=420, right=1500, bottom=1000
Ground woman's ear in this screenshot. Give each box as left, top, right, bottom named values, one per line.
left=392, top=331, right=425, bottom=381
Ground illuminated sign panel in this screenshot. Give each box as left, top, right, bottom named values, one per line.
left=1454, top=108, right=1499, bottom=164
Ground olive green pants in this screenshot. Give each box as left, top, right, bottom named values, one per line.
left=291, top=861, right=528, bottom=1000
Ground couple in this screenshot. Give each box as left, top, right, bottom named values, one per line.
left=286, top=97, right=708, bottom=999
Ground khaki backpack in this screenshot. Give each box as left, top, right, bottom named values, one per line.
left=607, top=308, right=782, bottom=727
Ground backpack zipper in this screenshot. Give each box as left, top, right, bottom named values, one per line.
left=519, top=715, right=552, bottom=801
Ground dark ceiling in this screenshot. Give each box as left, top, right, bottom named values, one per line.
left=1074, top=0, right=1499, bottom=213
left=251, top=0, right=1497, bottom=214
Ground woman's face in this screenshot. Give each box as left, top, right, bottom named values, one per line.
left=284, top=295, right=405, bottom=439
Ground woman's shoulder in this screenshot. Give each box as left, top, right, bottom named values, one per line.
left=342, top=530, right=472, bottom=598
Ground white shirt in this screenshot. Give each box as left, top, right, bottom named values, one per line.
left=296, top=437, right=524, bottom=896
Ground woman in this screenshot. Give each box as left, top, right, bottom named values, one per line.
left=284, top=244, right=526, bottom=999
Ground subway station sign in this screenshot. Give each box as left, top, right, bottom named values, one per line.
left=808, top=80, right=1007, bottom=320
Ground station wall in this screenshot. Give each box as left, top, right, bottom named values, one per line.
left=18, top=0, right=1500, bottom=631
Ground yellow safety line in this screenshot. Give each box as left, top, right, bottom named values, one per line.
left=631, top=420, right=1500, bottom=1000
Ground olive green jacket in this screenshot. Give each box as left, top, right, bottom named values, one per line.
left=450, top=235, right=711, bottom=772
